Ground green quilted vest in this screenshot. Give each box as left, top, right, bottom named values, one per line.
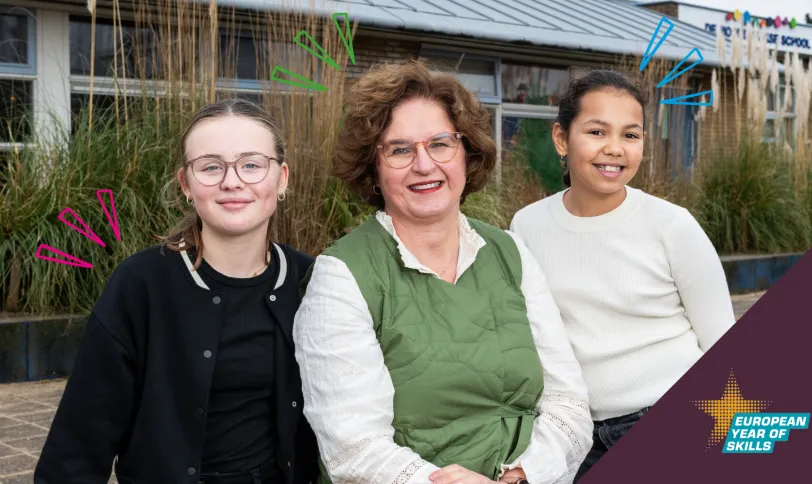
left=313, top=215, right=544, bottom=481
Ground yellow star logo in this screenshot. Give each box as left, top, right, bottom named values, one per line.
left=692, top=370, right=771, bottom=450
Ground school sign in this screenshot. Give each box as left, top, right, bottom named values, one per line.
left=675, top=3, right=812, bottom=55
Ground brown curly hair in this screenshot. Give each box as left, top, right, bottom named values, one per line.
left=334, top=58, right=497, bottom=209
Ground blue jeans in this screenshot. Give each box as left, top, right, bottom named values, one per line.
left=574, top=407, right=651, bottom=482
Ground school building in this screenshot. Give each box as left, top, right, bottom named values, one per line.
left=1, top=0, right=808, bottom=181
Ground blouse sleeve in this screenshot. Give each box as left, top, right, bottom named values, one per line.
left=501, top=231, right=594, bottom=484
left=293, top=255, right=440, bottom=483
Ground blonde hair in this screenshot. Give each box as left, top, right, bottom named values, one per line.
left=158, top=98, right=286, bottom=268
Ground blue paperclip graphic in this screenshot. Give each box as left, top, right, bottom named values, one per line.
left=660, top=90, right=714, bottom=106
left=641, top=16, right=714, bottom=106
left=640, top=17, right=674, bottom=72
left=658, top=48, right=704, bottom=88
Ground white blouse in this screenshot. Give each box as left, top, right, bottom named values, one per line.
left=293, top=211, right=593, bottom=484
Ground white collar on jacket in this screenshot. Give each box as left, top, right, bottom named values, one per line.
left=177, top=239, right=287, bottom=291
left=375, top=210, right=486, bottom=284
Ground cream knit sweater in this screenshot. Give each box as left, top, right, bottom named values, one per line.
left=510, top=186, right=736, bottom=421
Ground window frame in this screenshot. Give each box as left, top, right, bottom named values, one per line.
left=67, top=14, right=316, bottom=103
left=0, top=6, right=37, bottom=76
left=763, top=75, right=797, bottom=148
left=1, top=7, right=37, bottom=151
left=419, top=47, right=502, bottom=104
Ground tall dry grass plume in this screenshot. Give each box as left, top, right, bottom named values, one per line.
left=707, top=16, right=811, bottom=193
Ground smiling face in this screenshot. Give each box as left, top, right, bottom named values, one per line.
left=179, top=114, right=288, bottom=239
left=376, top=98, right=467, bottom=224
left=553, top=88, right=645, bottom=195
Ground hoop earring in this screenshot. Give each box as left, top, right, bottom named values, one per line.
left=186, top=196, right=193, bottom=205
left=373, top=185, right=381, bottom=195
left=277, top=192, right=286, bottom=202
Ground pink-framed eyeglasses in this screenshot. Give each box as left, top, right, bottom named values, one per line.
left=186, top=154, right=279, bottom=186
left=376, top=132, right=464, bottom=169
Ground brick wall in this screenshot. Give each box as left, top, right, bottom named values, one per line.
left=697, top=70, right=739, bottom=161
left=640, top=2, right=679, bottom=18
left=346, top=35, right=421, bottom=83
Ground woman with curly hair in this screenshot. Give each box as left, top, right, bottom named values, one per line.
left=293, top=59, right=593, bottom=484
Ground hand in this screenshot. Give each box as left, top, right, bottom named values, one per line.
left=429, top=464, right=498, bottom=484
left=499, top=467, right=527, bottom=482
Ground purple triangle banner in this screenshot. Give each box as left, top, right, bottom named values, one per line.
left=581, top=249, right=812, bottom=483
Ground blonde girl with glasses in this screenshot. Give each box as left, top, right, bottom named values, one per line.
left=293, top=60, right=593, bottom=484
left=36, top=99, right=320, bottom=484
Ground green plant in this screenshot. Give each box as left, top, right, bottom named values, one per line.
left=694, top=137, right=812, bottom=254
left=0, top=102, right=179, bottom=315
left=511, top=117, right=563, bottom=194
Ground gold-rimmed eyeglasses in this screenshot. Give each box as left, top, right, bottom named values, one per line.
left=376, top=132, right=464, bottom=169
left=186, top=154, right=279, bottom=186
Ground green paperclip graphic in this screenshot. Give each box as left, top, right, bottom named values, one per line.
left=270, top=66, right=328, bottom=91
left=270, top=12, right=356, bottom=92
left=332, top=12, right=356, bottom=65
left=293, top=30, right=342, bottom=71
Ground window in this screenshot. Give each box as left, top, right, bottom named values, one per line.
left=0, top=148, right=20, bottom=191
left=0, top=79, right=33, bottom=143
left=70, top=16, right=163, bottom=79
left=495, top=63, right=568, bottom=189
left=501, top=116, right=561, bottom=192
left=0, top=7, right=36, bottom=75
left=219, top=30, right=264, bottom=81
left=1, top=8, right=36, bottom=150
left=763, top=115, right=796, bottom=149
left=763, top=75, right=797, bottom=148
left=420, top=50, right=500, bottom=103
left=501, top=63, right=568, bottom=106
left=215, top=30, right=322, bottom=92
left=69, top=92, right=150, bottom=133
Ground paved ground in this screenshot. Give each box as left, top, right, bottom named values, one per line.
left=0, top=292, right=765, bottom=482
left=731, top=291, right=764, bottom=320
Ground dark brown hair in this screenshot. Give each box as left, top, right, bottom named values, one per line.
left=158, top=98, right=286, bottom=267
left=333, top=58, right=497, bottom=209
left=555, top=69, right=649, bottom=187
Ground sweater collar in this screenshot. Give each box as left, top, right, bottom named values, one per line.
left=374, top=210, right=486, bottom=283
left=550, top=185, right=645, bottom=233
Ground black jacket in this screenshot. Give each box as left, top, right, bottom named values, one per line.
left=34, top=243, right=320, bottom=484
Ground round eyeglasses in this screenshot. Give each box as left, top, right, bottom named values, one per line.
left=376, top=132, right=464, bottom=169
left=186, top=154, right=278, bottom=186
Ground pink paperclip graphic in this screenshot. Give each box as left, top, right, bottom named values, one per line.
left=35, top=244, right=94, bottom=269
left=97, top=189, right=121, bottom=242
left=58, top=207, right=107, bottom=247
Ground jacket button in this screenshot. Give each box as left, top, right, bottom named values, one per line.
left=269, top=295, right=277, bottom=301
left=203, top=350, right=212, bottom=358
left=188, top=467, right=196, bottom=475
left=287, top=461, right=291, bottom=467
left=194, top=407, right=204, bottom=419
left=212, top=296, right=221, bottom=304
left=291, top=401, right=297, bottom=408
